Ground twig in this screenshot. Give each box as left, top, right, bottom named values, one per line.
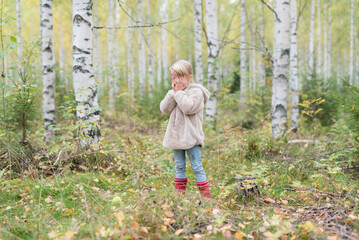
left=297, top=0, right=309, bottom=24
left=93, top=18, right=182, bottom=29
left=256, top=26, right=273, bottom=64
left=260, top=0, right=280, bottom=22
left=283, top=188, right=339, bottom=197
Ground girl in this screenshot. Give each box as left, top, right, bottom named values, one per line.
left=160, top=60, right=211, bottom=198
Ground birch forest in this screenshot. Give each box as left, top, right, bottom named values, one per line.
left=1, top=0, right=359, bottom=239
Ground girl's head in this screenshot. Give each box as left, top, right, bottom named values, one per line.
left=169, top=60, right=194, bottom=84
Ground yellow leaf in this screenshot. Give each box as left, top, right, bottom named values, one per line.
left=65, top=231, right=74, bottom=237
left=303, top=221, right=314, bottom=231
left=235, top=232, right=245, bottom=240
left=175, top=229, right=184, bottom=235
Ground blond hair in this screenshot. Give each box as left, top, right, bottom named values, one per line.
left=169, top=60, right=194, bottom=83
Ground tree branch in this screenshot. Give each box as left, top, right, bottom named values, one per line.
left=93, top=18, right=182, bottom=30
left=260, top=0, right=280, bottom=22
left=256, top=26, right=273, bottom=64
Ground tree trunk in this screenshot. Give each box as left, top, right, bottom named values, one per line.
left=250, top=23, right=256, bottom=93
left=41, top=0, right=56, bottom=143
left=147, top=0, right=154, bottom=97
left=193, top=0, right=203, bottom=85
left=349, top=0, right=354, bottom=84
left=205, top=0, right=218, bottom=122
left=108, top=0, right=115, bottom=110
left=126, top=8, right=135, bottom=98
left=93, top=0, right=101, bottom=86
left=323, top=0, right=328, bottom=82
left=258, top=3, right=266, bottom=89
left=157, top=43, right=162, bottom=88
left=240, top=0, right=247, bottom=108
left=113, top=2, right=120, bottom=101
left=59, top=5, right=65, bottom=85
left=308, top=0, right=315, bottom=81
left=138, top=0, right=146, bottom=97
left=272, top=0, right=290, bottom=139
left=290, top=0, right=299, bottom=131
left=161, top=0, right=169, bottom=88
left=316, top=0, right=322, bottom=75
left=16, top=0, right=22, bottom=72
left=72, top=0, right=101, bottom=148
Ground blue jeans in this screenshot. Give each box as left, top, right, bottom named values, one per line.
left=173, top=145, right=207, bottom=182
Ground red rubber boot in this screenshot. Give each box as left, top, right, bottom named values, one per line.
left=174, top=178, right=188, bottom=195
left=197, top=179, right=211, bottom=198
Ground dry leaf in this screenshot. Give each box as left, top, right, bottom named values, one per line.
left=164, top=211, right=174, bottom=218
left=175, top=229, right=184, bottom=236
left=234, top=232, right=245, bottom=240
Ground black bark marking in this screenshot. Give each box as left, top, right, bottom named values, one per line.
left=73, top=65, right=90, bottom=74
left=73, top=14, right=91, bottom=28
left=73, top=45, right=91, bottom=55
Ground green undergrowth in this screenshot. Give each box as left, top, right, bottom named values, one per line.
left=1, top=117, right=359, bottom=239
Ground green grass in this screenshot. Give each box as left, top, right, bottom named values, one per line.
left=1, top=118, right=359, bottom=239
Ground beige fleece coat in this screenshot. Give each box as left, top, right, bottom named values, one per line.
left=160, top=83, right=210, bottom=150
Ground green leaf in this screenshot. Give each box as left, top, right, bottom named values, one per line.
left=10, top=36, right=17, bottom=43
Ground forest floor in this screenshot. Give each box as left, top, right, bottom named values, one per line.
left=1, top=115, right=359, bottom=240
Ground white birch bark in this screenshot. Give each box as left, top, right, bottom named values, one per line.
left=147, top=0, right=154, bottom=97
left=59, top=5, right=65, bottom=84
left=307, top=0, right=315, bottom=81
left=126, top=8, right=135, bottom=97
left=349, top=0, right=354, bottom=84
left=240, top=0, right=247, bottom=107
left=73, top=0, right=101, bottom=147
left=258, top=3, right=266, bottom=89
left=193, top=0, right=203, bottom=84
left=93, top=0, right=101, bottom=85
left=205, top=0, right=218, bottom=122
left=323, top=0, right=328, bottom=82
left=316, top=0, right=322, bottom=75
left=250, top=24, right=256, bottom=93
left=290, top=0, right=299, bottom=131
left=113, top=3, right=120, bottom=99
left=41, top=0, right=56, bottom=142
left=272, top=0, right=290, bottom=139
left=138, top=0, right=146, bottom=97
left=16, top=0, right=22, bottom=72
left=108, top=0, right=115, bottom=110
left=161, top=0, right=169, bottom=88
left=157, top=43, right=162, bottom=88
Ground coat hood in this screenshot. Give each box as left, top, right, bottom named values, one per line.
left=186, top=83, right=210, bottom=104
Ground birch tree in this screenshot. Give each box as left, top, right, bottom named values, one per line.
left=93, top=0, right=101, bottom=84
left=193, top=0, right=203, bottom=84
left=327, top=0, right=332, bottom=79
left=138, top=0, right=146, bottom=97
left=349, top=0, right=354, bottom=84
left=356, top=31, right=359, bottom=84
left=73, top=0, right=101, bottom=147
left=126, top=8, right=135, bottom=97
left=272, top=0, right=290, bottom=139
left=290, top=0, right=299, bottom=131
left=113, top=3, right=120, bottom=99
left=108, top=0, right=115, bottom=110
left=323, top=0, right=328, bottom=82
left=161, top=0, right=169, bottom=88
left=308, top=0, right=315, bottom=81
left=205, top=0, right=218, bottom=122
left=147, top=0, right=154, bottom=97
left=239, top=0, right=247, bottom=108
left=41, top=0, right=56, bottom=142
left=157, top=43, right=162, bottom=88
left=258, top=3, right=266, bottom=89
left=58, top=5, right=65, bottom=84
left=16, top=0, right=22, bottom=71
left=316, top=0, right=322, bottom=75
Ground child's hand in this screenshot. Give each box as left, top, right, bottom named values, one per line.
left=174, top=77, right=187, bottom=92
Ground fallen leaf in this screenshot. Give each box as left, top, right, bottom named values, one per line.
left=234, top=232, right=245, bottom=240
left=303, top=221, right=314, bottom=231
left=164, top=211, right=174, bottom=218
left=175, top=229, right=184, bottom=236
